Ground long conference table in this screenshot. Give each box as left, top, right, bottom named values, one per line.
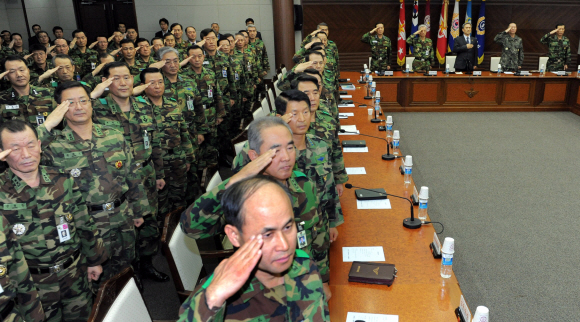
left=329, top=76, right=466, bottom=321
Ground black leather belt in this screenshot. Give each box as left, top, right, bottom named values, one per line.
left=29, top=249, right=80, bottom=275
left=89, top=195, right=126, bottom=212
left=0, top=299, right=15, bottom=320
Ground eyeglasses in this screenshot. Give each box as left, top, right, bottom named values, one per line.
left=67, top=98, right=93, bottom=106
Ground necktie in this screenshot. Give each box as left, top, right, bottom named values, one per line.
left=466, top=36, right=470, bottom=44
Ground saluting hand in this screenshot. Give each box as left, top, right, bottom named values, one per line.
left=150, top=60, right=167, bottom=69
left=132, top=82, right=150, bottom=96
left=179, top=55, right=194, bottom=67
left=44, top=100, right=70, bottom=132
left=295, top=61, right=315, bottom=73
left=88, top=41, right=98, bottom=49
left=46, top=44, right=56, bottom=54
left=92, top=62, right=107, bottom=76
left=91, top=77, right=114, bottom=99
left=305, top=41, right=316, bottom=50
left=277, top=113, right=292, bottom=124
left=0, top=70, right=9, bottom=80
left=197, top=39, right=206, bottom=47
left=0, top=149, right=12, bottom=161
left=205, top=235, right=264, bottom=309
left=38, top=66, right=62, bottom=83
left=69, top=37, right=77, bottom=49
left=226, top=149, right=276, bottom=188
left=550, top=28, right=559, bottom=35
left=108, top=34, right=115, bottom=42
left=23, top=53, right=33, bottom=60
left=8, top=39, right=14, bottom=49
left=370, top=27, right=378, bottom=34
left=110, top=48, right=122, bottom=56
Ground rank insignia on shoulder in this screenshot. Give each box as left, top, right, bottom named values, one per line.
left=0, top=264, right=6, bottom=277
left=115, top=161, right=123, bottom=169
left=13, top=223, right=26, bottom=236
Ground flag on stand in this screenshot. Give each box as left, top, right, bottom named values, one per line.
left=410, top=0, right=419, bottom=53
left=465, top=0, right=472, bottom=33
left=397, top=0, right=407, bottom=66
left=448, top=0, right=460, bottom=52
left=476, top=0, right=486, bottom=64
left=436, top=0, right=449, bottom=64
left=425, top=0, right=431, bottom=38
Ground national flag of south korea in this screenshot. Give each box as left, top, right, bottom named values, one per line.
left=425, top=0, right=431, bottom=38
left=410, top=0, right=419, bottom=54
left=397, top=0, right=407, bottom=66
left=448, top=0, right=460, bottom=52
left=436, top=0, right=449, bottom=64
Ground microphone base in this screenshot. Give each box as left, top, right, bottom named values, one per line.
left=370, top=118, right=381, bottom=123
left=382, top=153, right=395, bottom=160
left=364, top=96, right=373, bottom=100
left=403, top=217, right=422, bottom=229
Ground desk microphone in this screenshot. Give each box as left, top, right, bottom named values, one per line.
left=339, top=129, right=399, bottom=160
left=345, top=184, right=422, bottom=229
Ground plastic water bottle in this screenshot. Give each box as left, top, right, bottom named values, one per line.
left=392, top=130, right=400, bottom=156
left=540, top=64, right=545, bottom=76
left=497, top=63, right=502, bottom=75
left=403, top=155, right=412, bottom=184
left=440, top=237, right=455, bottom=278
left=374, top=91, right=381, bottom=116
left=405, top=64, right=410, bottom=73
left=371, top=81, right=376, bottom=98
left=365, top=69, right=370, bottom=82
left=418, top=186, right=429, bottom=223
left=445, top=64, right=450, bottom=75
left=386, top=115, right=393, bottom=140
left=577, top=65, right=580, bottom=78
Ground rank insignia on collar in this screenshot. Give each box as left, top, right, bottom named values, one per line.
left=13, top=223, right=26, bottom=236
left=43, top=112, right=48, bottom=116
left=70, top=168, right=81, bottom=178
left=66, top=213, right=74, bottom=222
left=115, top=161, right=123, bottom=169
left=0, top=264, right=6, bottom=277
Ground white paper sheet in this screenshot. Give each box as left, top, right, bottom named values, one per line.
left=339, top=104, right=356, bottom=107
left=346, top=312, right=399, bottom=322
left=340, top=95, right=353, bottom=98
left=342, top=246, right=386, bottom=262
left=341, top=84, right=356, bottom=90
left=339, top=125, right=358, bottom=135
left=504, top=72, right=514, bottom=74
left=357, top=199, right=391, bottom=209
left=346, top=167, right=366, bottom=174
left=339, top=116, right=348, bottom=119
left=339, top=112, right=355, bottom=117
left=344, top=147, right=368, bottom=153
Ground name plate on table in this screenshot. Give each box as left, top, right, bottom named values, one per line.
left=519, top=71, right=531, bottom=76
left=556, top=71, right=566, bottom=76
left=384, top=71, right=394, bottom=76
left=473, top=71, right=482, bottom=76
left=428, top=71, right=438, bottom=76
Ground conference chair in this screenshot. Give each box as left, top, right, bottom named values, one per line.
left=261, top=97, right=271, bottom=115
left=253, top=107, right=265, bottom=120
left=282, top=66, right=287, bottom=75
left=274, top=77, right=282, bottom=97
left=445, top=55, right=457, bottom=72
left=490, top=57, right=500, bottom=72
left=88, top=267, right=156, bottom=322
left=230, top=128, right=248, bottom=156
left=206, top=171, right=222, bottom=192
left=162, top=207, right=234, bottom=303
left=200, top=165, right=219, bottom=193
left=405, top=57, right=415, bottom=71
left=538, top=56, right=549, bottom=70
left=268, top=86, right=276, bottom=106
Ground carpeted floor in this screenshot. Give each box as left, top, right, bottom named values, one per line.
left=388, top=111, right=580, bottom=321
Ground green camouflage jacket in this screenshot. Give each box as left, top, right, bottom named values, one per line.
left=301, top=35, right=340, bottom=78
left=178, top=249, right=329, bottom=322
left=361, top=32, right=391, bottom=70
left=277, top=68, right=336, bottom=107
left=181, top=67, right=226, bottom=134
left=28, top=61, right=54, bottom=84
left=308, top=109, right=348, bottom=185
left=540, top=34, right=571, bottom=71
left=0, top=85, right=55, bottom=128
left=69, top=47, right=98, bottom=77
left=0, top=216, right=44, bottom=322
left=162, top=74, right=205, bottom=140
left=406, top=35, right=435, bottom=64
left=38, top=123, right=151, bottom=222
left=202, top=50, right=237, bottom=104
left=92, top=95, right=164, bottom=180
left=146, top=95, right=195, bottom=164
left=493, top=32, right=524, bottom=71
left=248, top=38, right=270, bottom=78
left=0, top=166, right=107, bottom=268
left=232, top=48, right=259, bottom=97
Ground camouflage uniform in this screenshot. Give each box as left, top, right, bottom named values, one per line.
left=224, top=53, right=244, bottom=136
left=406, top=35, right=435, bottom=71
left=308, top=109, right=348, bottom=185
left=178, top=249, right=329, bottom=322
left=540, top=33, right=571, bottom=71
left=69, top=47, right=98, bottom=78
left=175, top=41, right=189, bottom=58
left=0, top=85, right=55, bottom=129
left=92, top=96, right=164, bottom=258
left=181, top=66, right=226, bottom=169
left=146, top=95, right=195, bottom=216
left=38, top=123, right=150, bottom=284
left=120, top=58, right=144, bottom=76
left=0, top=216, right=44, bottom=322
left=0, top=166, right=108, bottom=322
left=361, top=33, right=391, bottom=71
left=248, top=38, right=270, bottom=79
left=301, top=35, right=341, bottom=83
left=493, top=31, right=524, bottom=72
left=163, top=74, right=205, bottom=203
left=28, top=61, right=54, bottom=84
left=232, top=47, right=259, bottom=121
left=1, top=48, right=30, bottom=59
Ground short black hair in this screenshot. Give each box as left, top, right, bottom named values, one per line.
left=101, top=61, right=129, bottom=78
left=163, top=33, right=175, bottom=40
left=218, top=38, right=230, bottom=45
left=200, top=28, right=216, bottom=39
left=187, top=45, right=203, bottom=55
left=1, top=30, right=10, bottom=34
left=136, top=38, right=149, bottom=45
left=275, top=90, right=311, bottom=114
left=315, top=31, right=327, bottom=38
left=10, top=33, right=22, bottom=41
left=310, top=46, right=325, bottom=52
left=556, top=23, right=565, bottom=29
left=32, top=24, right=41, bottom=29
left=309, top=42, right=324, bottom=48
left=37, top=31, right=49, bottom=39
left=2, top=55, right=28, bottom=70
left=151, top=37, right=162, bottom=43
left=375, top=22, right=384, bottom=27
left=303, top=68, right=322, bottom=81
left=159, top=18, right=169, bottom=25
left=140, top=67, right=161, bottom=84
left=120, top=39, right=134, bottom=46
left=245, top=18, right=254, bottom=24
left=52, top=26, right=63, bottom=33
left=221, top=175, right=291, bottom=232
left=170, top=23, right=183, bottom=30
left=29, top=44, right=46, bottom=53
left=126, top=27, right=137, bottom=33
left=54, top=81, right=91, bottom=104
left=72, top=29, right=84, bottom=38
left=290, top=74, right=319, bottom=90
left=223, top=33, right=234, bottom=40
left=238, top=30, right=248, bottom=35
left=305, top=51, right=325, bottom=61
left=0, top=119, right=37, bottom=150
left=186, top=26, right=196, bottom=32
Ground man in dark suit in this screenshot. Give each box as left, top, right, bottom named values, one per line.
left=155, top=18, right=170, bottom=38
left=211, top=22, right=225, bottom=41
left=453, top=23, right=478, bottom=72
left=28, top=24, right=42, bottom=47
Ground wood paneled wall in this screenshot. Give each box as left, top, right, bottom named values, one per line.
left=302, top=0, right=580, bottom=71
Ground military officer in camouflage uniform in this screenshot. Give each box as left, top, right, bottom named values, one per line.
left=0, top=212, right=44, bottom=322
left=247, top=24, right=269, bottom=86
left=362, top=23, right=391, bottom=71
left=81, top=52, right=115, bottom=90
left=118, top=39, right=143, bottom=76
left=0, top=56, right=56, bottom=129
left=181, top=45, right=226, bottom=170
left=406, top=24, right=434, bottom=72
left=220, top=36, right=243, bottom=135
left=163, top=34, right=186, bottom=61
left=158, top=46, right=204, bottom=203
left=136, top=38, right=158, bottom=69
left=540, top=24, right=571, bottom=71
left=38, top=81, right=149, bottom=287
left=28, top=44, right=53, bottom=84
left=69, top=30, right=98, bottom=78
left=302, top=23, right=340, bottom=87
left=494, top=23, right=524, bottom=72
left=178, top=175, right=329, bottom=322
left=0, top=120, right=107, bottom=321
left=292, top=37, right=322, bottom=63
left=233, top=33, right=259, bottom=122
left=171, top=23, right=188, bottom=55
left=140, top=68, right=194, bottom=217
left=90, top=62, right=166, bottom=284
left=34, top=54, right=76, bottom=88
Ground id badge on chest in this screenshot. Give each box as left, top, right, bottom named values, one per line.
left=222, top=69, right=227, bottom=78
left=57, top=217, right=71, bottom=243
left=247, top=62, right=252, bottom=72
left=235, top=71, right=239, bottom=80
left=297, top=221, right=307, bottom=249
left=187, top=98, right=194, bottom=111
left=208, top=86, right=213, bottom=98
left=91, top=62, right=96, bottom=70
left=36, top=114, right=45, bottom=126
left=143, top=130, right=151, bottom=149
